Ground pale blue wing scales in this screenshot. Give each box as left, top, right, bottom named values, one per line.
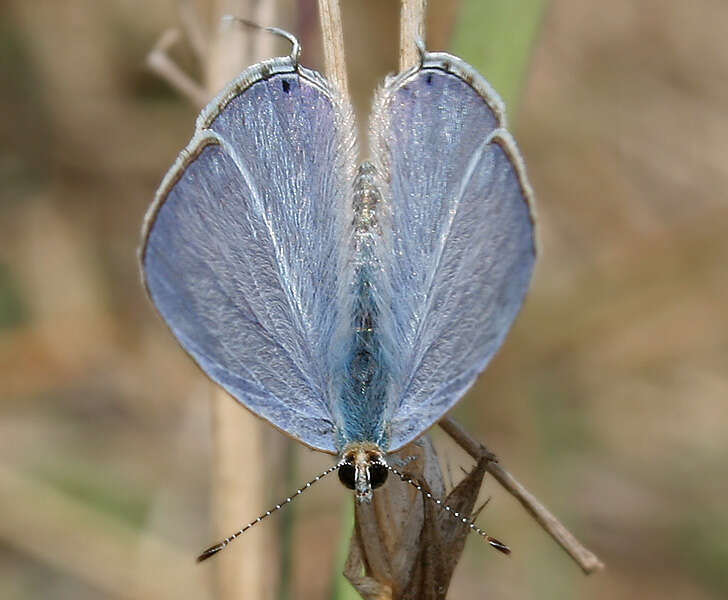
left=370, top=53, right=536, bottom=451
left=141, top=61, right=357, bottom=453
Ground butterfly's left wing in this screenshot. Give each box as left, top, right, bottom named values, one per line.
left=369, top=51, right=537, bottom=451
left=141, top=56, right=357, bottom=453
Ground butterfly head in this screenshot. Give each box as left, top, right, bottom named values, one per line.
left=338, top=443, right=388, bottom=503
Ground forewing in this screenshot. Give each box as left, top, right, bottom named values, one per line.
left=141, top=59, right=357, bottom=453
left=370, top=53, right=536, bottom=450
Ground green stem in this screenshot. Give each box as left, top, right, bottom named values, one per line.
left=451, top=0, right=547, bottom=120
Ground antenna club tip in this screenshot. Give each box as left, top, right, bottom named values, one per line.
left=487, top=537, right=512, bottom=555
left=196, top=543, right=225, bottom=562
left=195, top=463, right=337, bottom=562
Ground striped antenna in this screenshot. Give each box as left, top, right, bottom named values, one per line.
left=220, top=15, right=301, bottom=64
left=197, top=461, right=342, bottom=562
left=387, top=465, right=511, bottom=555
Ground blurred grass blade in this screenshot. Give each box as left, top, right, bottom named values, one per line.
left=0, top=263, right=28, bottom=330
left=0, top=463, right=209, bottom=599
left=451, top=0, right=547, bottom=117
left=278, top=439, right=298, bottom=600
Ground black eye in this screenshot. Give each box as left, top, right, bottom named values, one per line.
left=338, top=463, right=356, bottom=490
left=369, top=463, right=388, bottom=489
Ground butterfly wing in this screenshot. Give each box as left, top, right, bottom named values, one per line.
left=370, top=52, right=537, bottom=451
left=141, top=57, right=357, bottom=453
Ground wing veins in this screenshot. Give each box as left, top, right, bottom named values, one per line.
left=213, top=134, right=323, bottom=396
left=151, top=239, right=322, bottom=409
left=411, top=159, right=529, bottom=408
left=260, top=77, right=318, bottom=343
left=398, top=133, right=496, bottom=399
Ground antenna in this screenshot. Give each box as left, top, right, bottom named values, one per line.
left=197, top=461, right=342, bottom=562
left=220, top=15, right=301, bottom=65
left=387, top=465, right=511, bottom=555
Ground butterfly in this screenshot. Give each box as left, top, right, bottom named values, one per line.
left=140, top=28, right=535, bottom=557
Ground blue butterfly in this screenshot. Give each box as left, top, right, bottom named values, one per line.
left=140, top=32, right=535, bottom=511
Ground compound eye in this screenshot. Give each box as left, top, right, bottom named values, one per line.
left=369, top=462, right=388, bottom=489
left=338, top=462, right=356, bottom=490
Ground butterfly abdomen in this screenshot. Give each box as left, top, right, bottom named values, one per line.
left=337, top=163, right=390, bottom=449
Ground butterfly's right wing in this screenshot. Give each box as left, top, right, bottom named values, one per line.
left=141, top=56, right=357, bottom=453
left=370, top=51, right=537, bottom=451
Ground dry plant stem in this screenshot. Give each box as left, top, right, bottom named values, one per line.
left=317, top=0, right=349, bottom=97
left=144, top=4, right=271, bottom=598
left=206, top=1, right=273, bottom=598
left=146, top=28, right=208, bottom=108
left=439, top=417, right=605, bottom=574
left=345, top=438, right=459, bottom=600
left=399, top=0, right=427, bottom=71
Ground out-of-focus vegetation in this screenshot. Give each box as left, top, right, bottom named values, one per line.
left=1, top=1, right=727, bottom=599
left=452, top=0, right=546, bottom=114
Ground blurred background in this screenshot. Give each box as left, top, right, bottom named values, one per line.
left=1, top=0, right=727, bottom=598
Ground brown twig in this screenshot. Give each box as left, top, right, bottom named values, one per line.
left=205, top=3, right=273, bottom=599
left=146, top=28, right=207, bottom=108
left=317, top=0, right=349, bottom=98
left=439, top=417, right=605, bottom=574
left=399, top=0, right=427, bottom=71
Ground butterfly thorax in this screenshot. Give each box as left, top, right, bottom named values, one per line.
left=352, top=162, right=380, bottom=241
left=336, top=162, right=390, bottom=450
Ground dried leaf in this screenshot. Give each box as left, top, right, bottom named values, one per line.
left=345, top=437, right=491, bottom=599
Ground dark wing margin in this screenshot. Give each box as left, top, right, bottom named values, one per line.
left=369, top=50, right=537, bottom=451
left=140, top=56, right=358, bottom=453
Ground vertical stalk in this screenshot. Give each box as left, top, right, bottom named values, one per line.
left=206, top=2, right=277, bottom=598
left=317, top=0, right=350, bottom=97
left=399, top=0, right=427, bottom=71
left=277, top=439, right=297, bottom=600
